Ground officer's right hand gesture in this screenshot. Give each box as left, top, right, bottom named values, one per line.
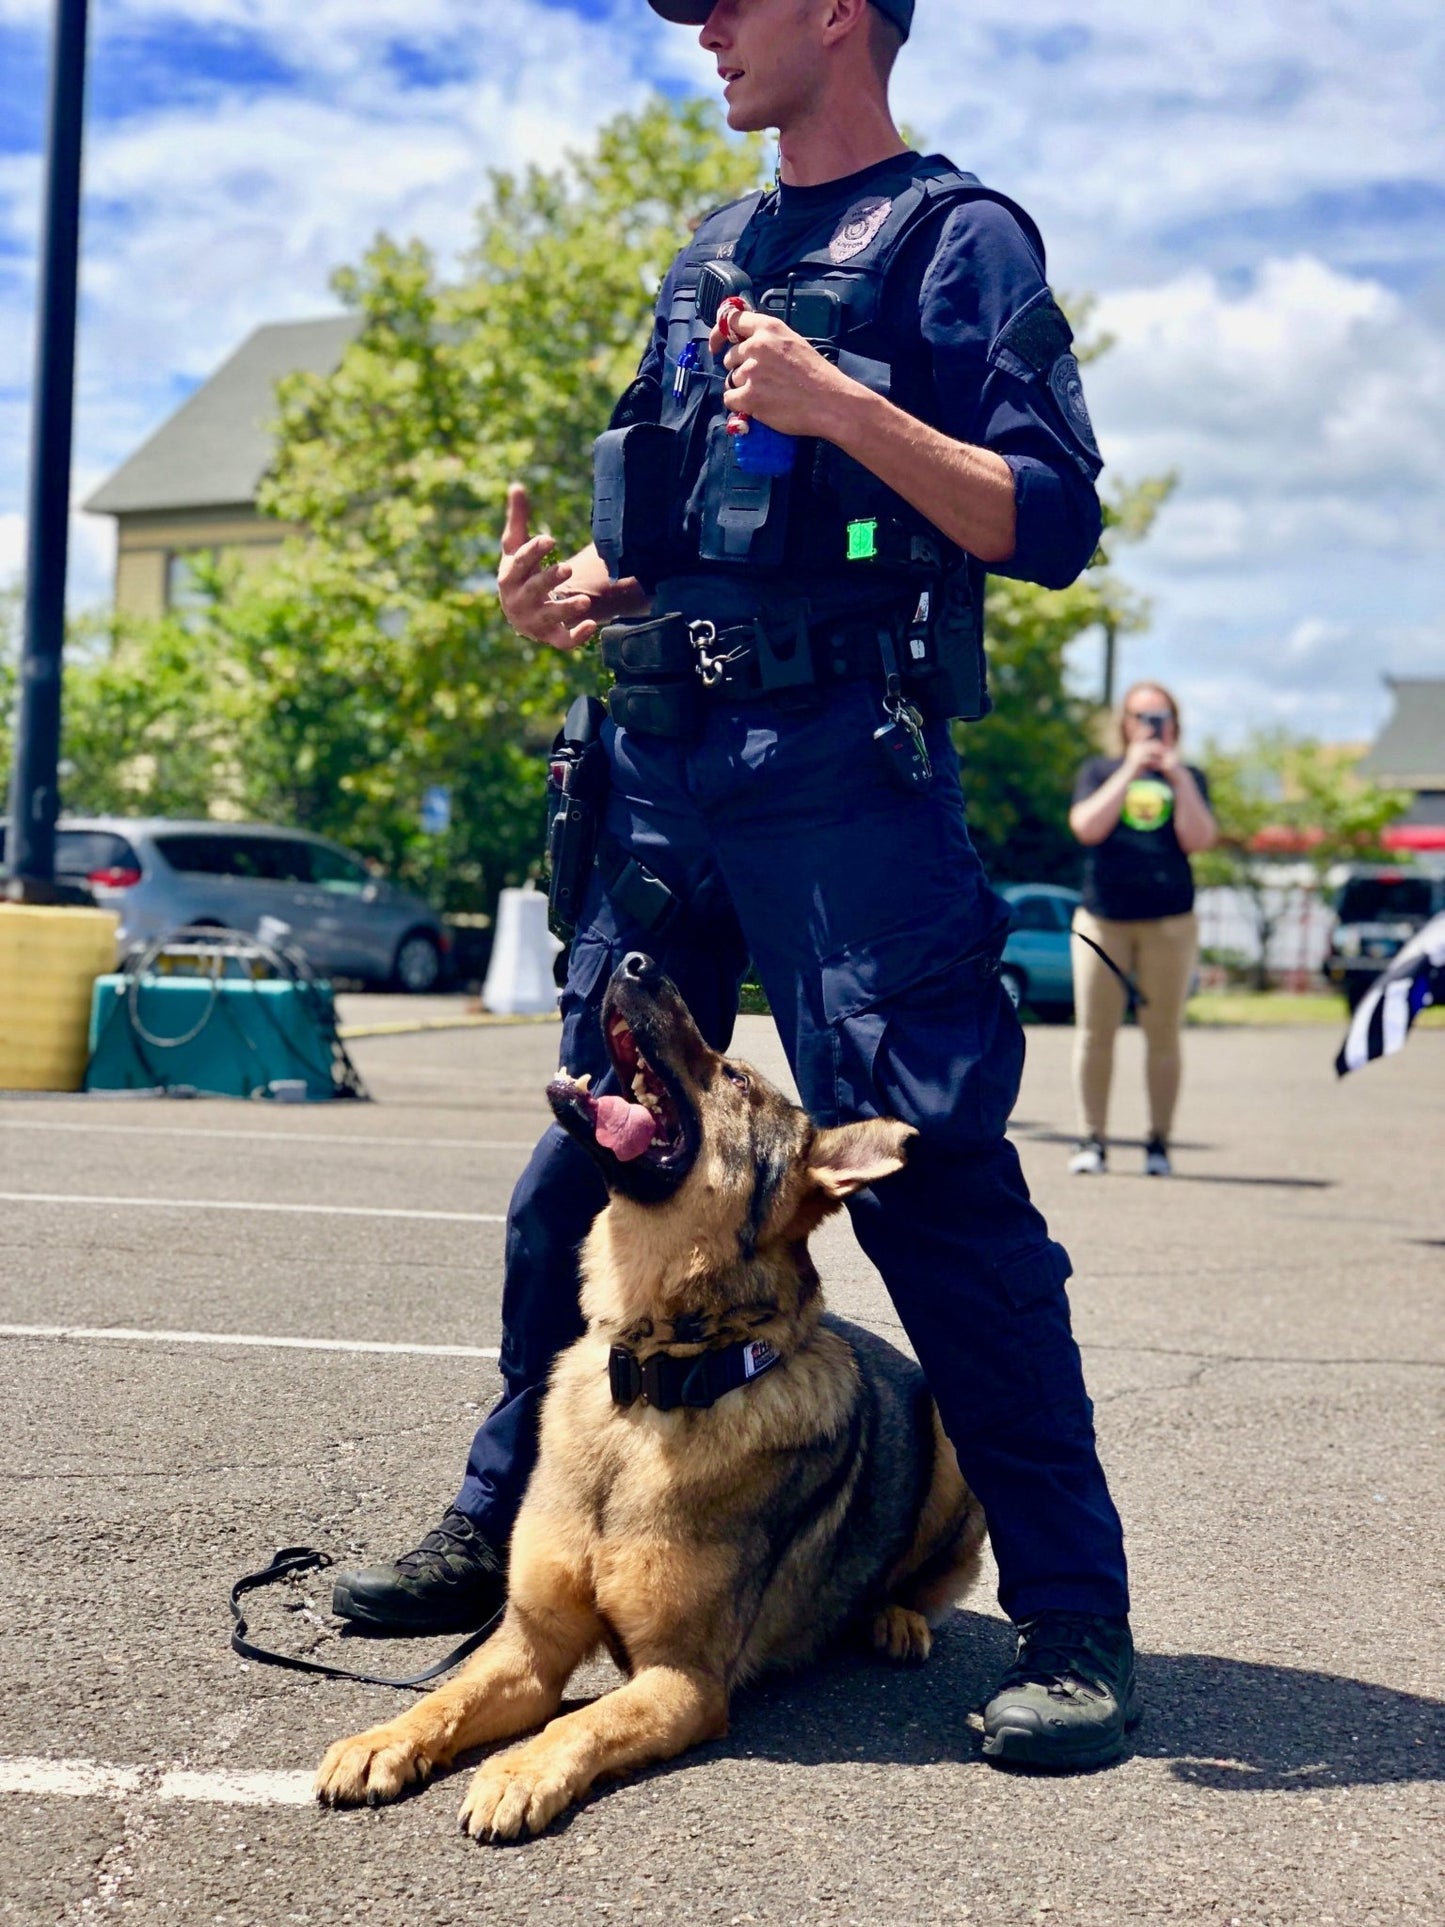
left=496, top=484, right=600, bottom=652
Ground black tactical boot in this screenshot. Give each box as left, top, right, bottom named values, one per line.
left=982, top=1611, right=1140, bottom=1770
left=331, top=1509, right=506, bottom=1635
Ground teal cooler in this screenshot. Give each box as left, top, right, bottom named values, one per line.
left=86, top=974, right=345, bottom=1099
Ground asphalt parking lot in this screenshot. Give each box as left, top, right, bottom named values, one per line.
left=1, top=1000, right=1441, bottom=1925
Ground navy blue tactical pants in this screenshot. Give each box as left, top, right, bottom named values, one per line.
left=456, top=677, right=1129, bottom=1622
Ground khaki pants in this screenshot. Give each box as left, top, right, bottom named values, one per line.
left=1071, top=906, right=1198, bottom=1142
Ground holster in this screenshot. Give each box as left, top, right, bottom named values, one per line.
left=544, top=695, right=609, bottom=940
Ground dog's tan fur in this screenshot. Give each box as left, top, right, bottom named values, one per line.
left=315, top=970, right=986, bottom=1839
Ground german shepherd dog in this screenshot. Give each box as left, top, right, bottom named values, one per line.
left=315, top=954, right=986, bottom=1839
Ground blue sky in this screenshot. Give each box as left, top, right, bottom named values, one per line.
left=2, top=0, right=1443, bottom=745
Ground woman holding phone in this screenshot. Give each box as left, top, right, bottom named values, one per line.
left=1067, top=682, right=1217, bottom=1176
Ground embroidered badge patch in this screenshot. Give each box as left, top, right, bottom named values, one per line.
left=829, top=196, right=892, bottom=263
left=1049, top=352, right=1101, bottom=461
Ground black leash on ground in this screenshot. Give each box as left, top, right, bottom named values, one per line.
left=1070, top=930, right=1148, bottom=1015
left=229, top=1546, right=501, bottom=1691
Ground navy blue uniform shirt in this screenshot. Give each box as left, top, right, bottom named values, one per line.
left=636, top=152, right=1104, bottom=593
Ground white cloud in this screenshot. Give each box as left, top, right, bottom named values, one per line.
left=1090, top=256, right=1445, bottom=499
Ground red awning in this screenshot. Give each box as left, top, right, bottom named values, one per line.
left=1248, top=825, right=1325, bottom=853
left=1382, top=824, right=1445, bottom=852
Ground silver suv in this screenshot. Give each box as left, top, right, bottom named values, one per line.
left=0, top=817, right=449, bottom=991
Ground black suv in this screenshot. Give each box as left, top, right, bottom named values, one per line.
left=1324, top=865, right=1445, bottom=1008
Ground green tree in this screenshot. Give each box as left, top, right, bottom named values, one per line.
left=957, top=475, right=1172, bottom=887
left=227, top=98, right=769, bottom=908
left=1196, top=732, right=1410, bottom=989
left=20, top=100, right=767, bottom=906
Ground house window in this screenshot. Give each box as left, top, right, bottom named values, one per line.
left=165, top=550, right=215, bottom=611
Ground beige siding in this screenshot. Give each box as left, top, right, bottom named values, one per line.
left=111, top=504, right=293, bottom=618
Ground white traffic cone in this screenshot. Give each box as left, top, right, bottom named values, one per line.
left=481, top=884, right=563, bottom=1016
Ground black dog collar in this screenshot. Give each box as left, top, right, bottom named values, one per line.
left=609, top=1337, right=781, bottom=1411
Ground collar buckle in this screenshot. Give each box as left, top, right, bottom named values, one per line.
left=608, top=1343, right=643, bottom=1407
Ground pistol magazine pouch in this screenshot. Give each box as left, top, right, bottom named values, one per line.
left=602, top=613, right=703, bottom=739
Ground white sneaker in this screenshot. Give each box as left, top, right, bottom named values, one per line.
left=1143, top=1135, right=1172, bottom=1177
left=1068, top=1137, right=1107, bottom=1175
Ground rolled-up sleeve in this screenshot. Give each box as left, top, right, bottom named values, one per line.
left=920, top=201, right=1104, bottom=591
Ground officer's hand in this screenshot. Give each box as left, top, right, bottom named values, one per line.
left=709, top=309, right=856, bottom=440
left=496, top=483, right=599, bottom=652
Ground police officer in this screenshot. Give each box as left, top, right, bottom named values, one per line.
left=334, top=0, right=1137, bottom=1771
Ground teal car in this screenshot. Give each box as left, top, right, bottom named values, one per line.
left=997, top=883, right=1080, bottom=1019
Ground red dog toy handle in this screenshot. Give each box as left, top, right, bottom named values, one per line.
left=716, top=295, right=752, bottom=437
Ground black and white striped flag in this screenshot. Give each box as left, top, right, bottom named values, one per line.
left=1336, top=909, right=1445, bottom=1076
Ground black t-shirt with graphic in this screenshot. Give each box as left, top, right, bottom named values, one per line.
left=1072, top=756, right=1209, bottom=922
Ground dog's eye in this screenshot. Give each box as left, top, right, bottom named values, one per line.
left=722, top=1065, right=750, bottom=1092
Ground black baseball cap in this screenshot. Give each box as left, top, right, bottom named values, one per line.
left=648, top=1, right=914, bottom=41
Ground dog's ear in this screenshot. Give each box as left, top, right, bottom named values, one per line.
left=807, top=1118, right=917, bottom=1201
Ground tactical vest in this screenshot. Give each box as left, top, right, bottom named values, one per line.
left=592, top=156, right=1048, bottom=722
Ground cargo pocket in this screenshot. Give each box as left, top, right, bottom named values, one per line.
left=950, top=1240, right=1083, bottom=1439
left=820, top=923, right=1024, bottom=1147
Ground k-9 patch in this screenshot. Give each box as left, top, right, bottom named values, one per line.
left=1049, top=352, right=1101, bottom=465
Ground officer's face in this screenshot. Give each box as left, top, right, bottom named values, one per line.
left=699, top=0, right=827, bottom=134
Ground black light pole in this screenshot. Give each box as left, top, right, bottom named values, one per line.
left=6, top=0, right=90, bottom=900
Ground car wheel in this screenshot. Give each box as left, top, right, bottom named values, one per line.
left=393, top=930, right=442, bottom=994
left=998, top=965, right=1026, bottom=1012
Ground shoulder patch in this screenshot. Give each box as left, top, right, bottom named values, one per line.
left=1049, top=353, right=1100, bottom=463
left=989, top=288, right=1073, bottom=378
left=829, top=196, right=893, bottom=264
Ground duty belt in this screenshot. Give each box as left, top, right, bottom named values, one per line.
left=600, top=595, right=907, bottom=738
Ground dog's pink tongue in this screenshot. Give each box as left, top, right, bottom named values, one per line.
left=594, top=1094, right=656, bottom=1162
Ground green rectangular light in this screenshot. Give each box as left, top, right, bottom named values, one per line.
left=846, top=517, right=879, bottom=561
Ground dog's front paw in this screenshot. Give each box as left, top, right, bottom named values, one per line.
left=315, top=1722, right=435, bottom=1808
left=871, top=1604, right=933, bottom=1664
left=458, top=1751, right=573, bottom=1842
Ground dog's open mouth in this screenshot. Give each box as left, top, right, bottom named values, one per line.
left=547, top=1015, right=691, bottom=1172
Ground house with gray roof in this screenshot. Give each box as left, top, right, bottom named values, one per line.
left=1359, top=676, right=1445, bottom=849
left=84, top=315, right=359, bottom=618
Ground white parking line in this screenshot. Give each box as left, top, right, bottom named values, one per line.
left=0, top=1119, right=536, bottom=1152
left=0, top=1757, right=315, bottom=1806
left=0, top=1191, right=505, bottom=1224
left=0, top=1324, right=501, bottom=1360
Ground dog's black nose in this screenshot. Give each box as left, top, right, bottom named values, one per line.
left=621, top=951, right=659, bottom=985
